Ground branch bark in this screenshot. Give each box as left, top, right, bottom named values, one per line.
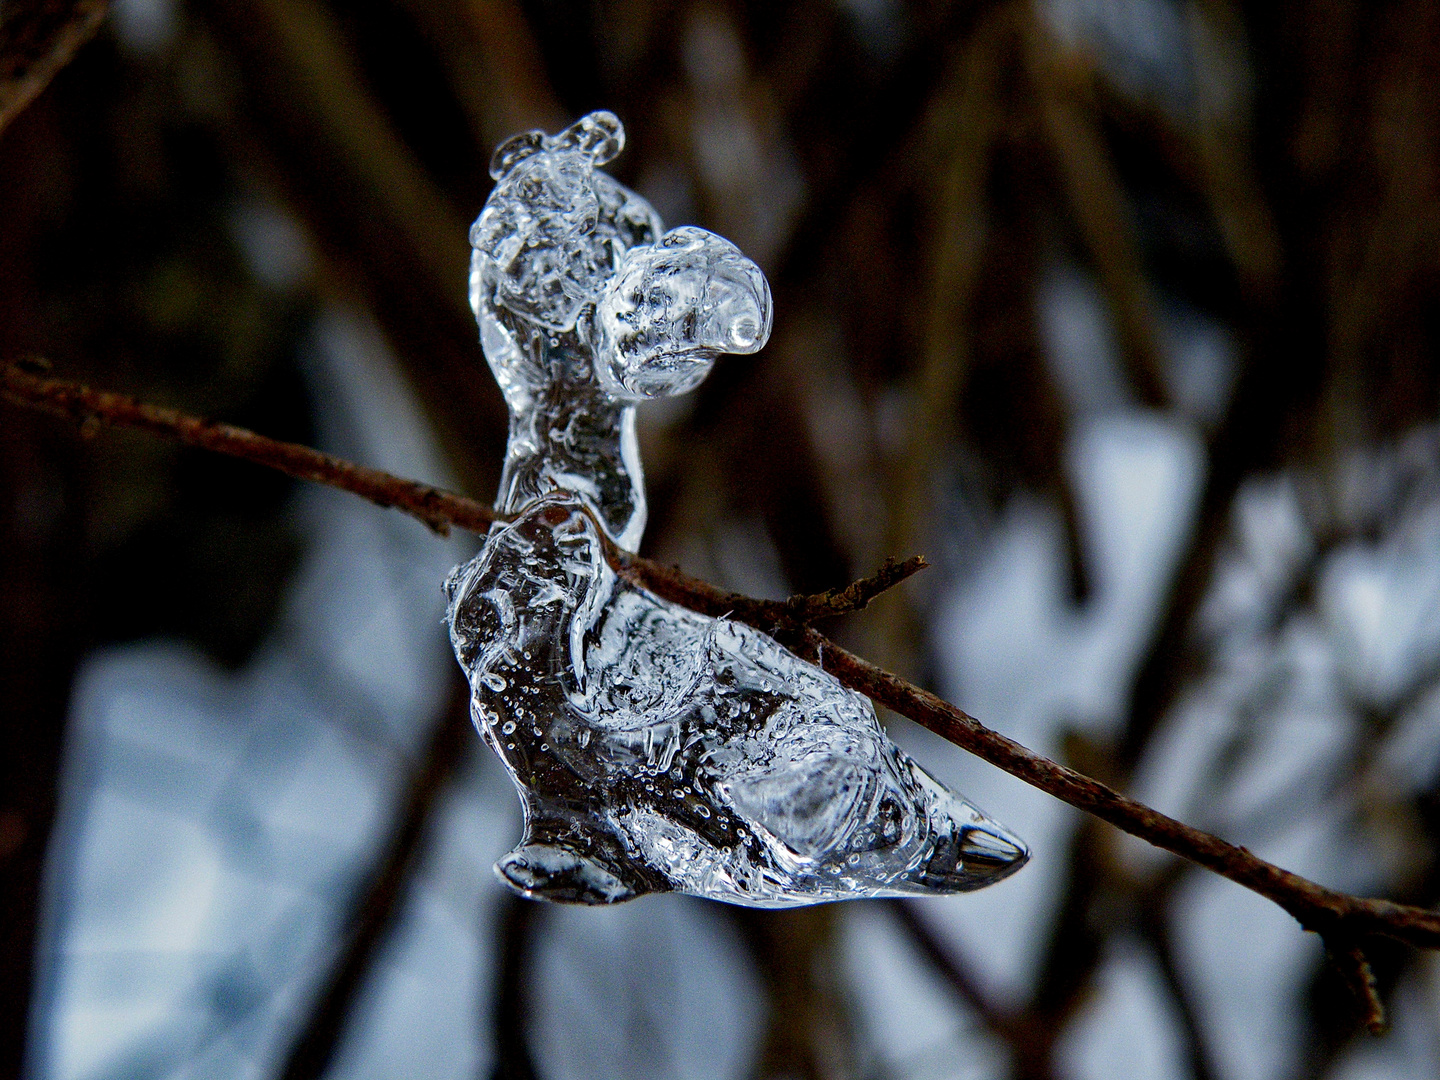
left=6, top=360, right=1439, bottom=958
left=2, top=360, right=496, bottom=535
left=0, top=0, right=107, bottom=138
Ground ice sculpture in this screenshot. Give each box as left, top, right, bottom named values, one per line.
left=448, top=111, right=1027, bottom=905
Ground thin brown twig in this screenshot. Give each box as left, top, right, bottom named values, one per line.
left=1, top=361, right=495, bottom=536
left=0, top=0, right=108, bottom=138
left=6, top=360, right=1440, bottom=958
left=1330, top=942, right=1388, bottom=1036
left=806, top=629, right=1440, bottom=948
left=0, top=361, right=920, bottom=624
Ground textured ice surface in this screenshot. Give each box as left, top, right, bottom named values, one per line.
left=469, top=110, right=770, bottom=550
left=450, top=111, right=1026, bottom=905
left=448, top=495, right=1027, bottom=905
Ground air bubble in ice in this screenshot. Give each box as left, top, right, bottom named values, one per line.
left=446, top=112, right=1028, bottom=906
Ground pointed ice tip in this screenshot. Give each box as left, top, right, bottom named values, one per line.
left=495, top=842, right=639, bottom=905
left=959, top=824, right=1029, bottom=876
left=909, top=816, right=1028, bottom=893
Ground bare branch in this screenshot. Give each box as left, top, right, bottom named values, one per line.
left=1, top=361, right=920, bottom=621
left=1, top=361, right=496, bottom=536
left=7, top=360, right=1440, bottom=957
left=0, top=0, right=107, bottom=138
left=808, top=629, right=1440, bottom=951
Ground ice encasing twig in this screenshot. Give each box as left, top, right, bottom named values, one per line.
left=448, top=111, right=1028, bottom=906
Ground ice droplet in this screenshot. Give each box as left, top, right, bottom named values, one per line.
left=447, top=112, right=1027, bottom=906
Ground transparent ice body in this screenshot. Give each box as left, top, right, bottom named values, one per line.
left=448, top=111, right=1027, bottom=905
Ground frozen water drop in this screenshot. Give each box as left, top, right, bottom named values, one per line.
left=446, top=112, right=1027, bottom=908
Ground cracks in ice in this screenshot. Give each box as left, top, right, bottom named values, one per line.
left=447, top=111, right=1027, bottom=906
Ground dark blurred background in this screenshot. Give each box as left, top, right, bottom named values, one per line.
left=3, top=1, right=1440, bottom=1078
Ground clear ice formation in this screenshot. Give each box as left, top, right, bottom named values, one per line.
left=447, top=111, right=1027, bottom=906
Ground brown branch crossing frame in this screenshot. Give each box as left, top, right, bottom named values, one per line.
left=7, top=360, right=1439, bottom=973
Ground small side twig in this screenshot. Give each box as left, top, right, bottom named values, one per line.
left=7, top=361, right=1440, bottom=962
left=1329, top=940, right=1388, bottom=1036
left=612, top=551, right=928, bottom=632
left=785, top=555, right=929, bottom=622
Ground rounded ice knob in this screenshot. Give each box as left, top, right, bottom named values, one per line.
left=596, top=226, right=774, bottom=399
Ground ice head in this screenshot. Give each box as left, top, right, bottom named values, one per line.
left=595, top=226, right=773, bottom=399
left=467, top=111, right=772, bottom=548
